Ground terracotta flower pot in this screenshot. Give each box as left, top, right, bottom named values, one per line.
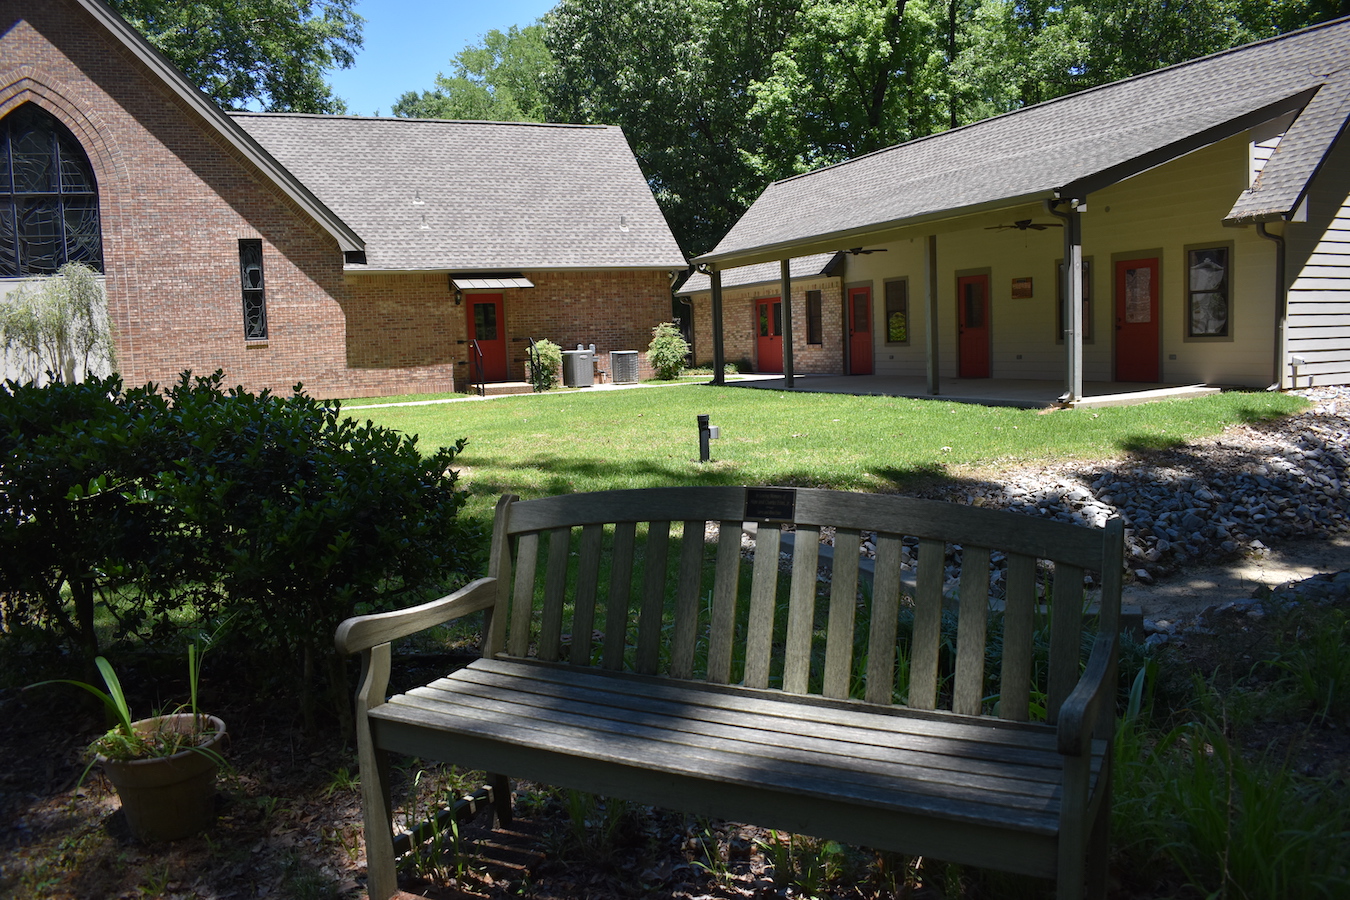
left=97, top=713, right=227, bottom=842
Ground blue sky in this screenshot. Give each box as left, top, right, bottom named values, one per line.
left=327, top=0, right=557, bottom=117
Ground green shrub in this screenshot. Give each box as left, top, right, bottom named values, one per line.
left=646, top=321, right=690, bottom=380
left=529, top=339, right=562, bottom=391
left=0, top=372, right=477, bottom=723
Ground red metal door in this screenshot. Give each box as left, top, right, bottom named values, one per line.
left=467, top=293, right=508, bottom=382
left=848, top=286, right=873, bottom=375
left=1114, top=258, right=1160, bottom=382
left=756, top=298, right=782, bottom=373
left=957, top=274, right=991, bottom=378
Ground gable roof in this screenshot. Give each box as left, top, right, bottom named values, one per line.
left=698, top=17, right=1350, bottom=268
left=61, top=0, right=363, bottom=253
left=232, top=114, right=687, bottom=272
left=676, top=253, right=842, bottom=295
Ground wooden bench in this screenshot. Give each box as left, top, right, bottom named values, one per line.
left=336, top=486, right=1124, bottom=899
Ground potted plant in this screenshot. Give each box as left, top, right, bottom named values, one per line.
left=34, top=644, right=227, bottom=842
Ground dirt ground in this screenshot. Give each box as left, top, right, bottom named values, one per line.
left=3, top=545, right=1347, bottom=900
left=1124, top=532, right=1350, bottom=621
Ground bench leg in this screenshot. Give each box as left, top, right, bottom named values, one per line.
left=1085, top=775, right=1112, bottom=900
left=358, top=743, right=398, bottom=900
left=1057, top=754, right=1091, bottom=899
left=488, top=773, right=513, bottom=827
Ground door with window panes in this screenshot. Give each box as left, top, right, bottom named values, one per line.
left=467, top=293, right=508, bottom=382
left=755, top=298, right=782, bottom=373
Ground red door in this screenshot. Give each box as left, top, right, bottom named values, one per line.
left=467, top=293, right=508, bottom=382
left=1115, top=258, right=1160, bottom=382
left=848, top=286, right=873, bottom=375
left=956, top=274, right=991, bottom=378
left=756, top=298, right=782, bottom=373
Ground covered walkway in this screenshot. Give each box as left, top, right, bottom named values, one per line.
left=721, top=374, right=1223, bottom=409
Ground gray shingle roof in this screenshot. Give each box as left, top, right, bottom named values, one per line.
left=232, top=114, right=686, bottom=271
left=699, top=18, right=1350, bottom=267
left=676, top=253, right=842, bottom=295
left=1226, top=74, right=1350, bottom=222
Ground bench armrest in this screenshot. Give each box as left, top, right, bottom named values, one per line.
left=335, top=577, right=498, bottom=655
left=1056, top=630, right=1117, bottom=757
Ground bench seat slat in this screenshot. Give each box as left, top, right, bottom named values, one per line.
left=476, top=657, right=1062, bottom=747
left=383, top=693, right=1070, bottom=831
left=396, top=664, right=1092, bottom=792
left=436, top=665, right=1070, bottom=772
left=374, top=663, right=1090, bottom=835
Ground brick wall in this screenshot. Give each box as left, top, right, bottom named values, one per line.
left=1, top=1, right=676, bottom=401
left=689, top=277, right=844, bottom=374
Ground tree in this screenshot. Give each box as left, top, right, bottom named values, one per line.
left=107, top=0, right=363, bottom=113
left=545, top=0, right=800, bottom=257
left=0, top=262, right=116, bottom=385
left=393, top=24, right=554, bottom=122
left=746, top=0, right=958, bottom=183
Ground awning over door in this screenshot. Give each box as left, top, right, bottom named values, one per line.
left=450, top=274, right=535, bottom=290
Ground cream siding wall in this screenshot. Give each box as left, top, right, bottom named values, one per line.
left=846, top=133, right=1279, bottom=386
left=1085, top=133, right=1278, bottom=386
left=1284, top=131, right=1350, bottom=388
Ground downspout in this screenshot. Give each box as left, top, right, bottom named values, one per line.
left=1046, top=198, right=1084, bottom=404
left=1256, top=222, right=1288, bottom=390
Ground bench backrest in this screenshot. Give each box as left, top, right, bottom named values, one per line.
left=482, top=487, right=1123, bottom=723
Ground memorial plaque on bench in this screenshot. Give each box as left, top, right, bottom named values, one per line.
left=744, top=487, right=796, bottom=522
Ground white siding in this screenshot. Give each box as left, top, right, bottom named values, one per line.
left=1285, top=129, right=1350, bottom=387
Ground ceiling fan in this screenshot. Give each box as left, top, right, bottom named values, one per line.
left=986, top=219, right=1063, bottom=231
left=847, top=247, right=888, bottom=255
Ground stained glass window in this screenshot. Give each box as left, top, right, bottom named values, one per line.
left=0, top=104, right=103, bottom=276
left=239, top=239, right=267, bottom=340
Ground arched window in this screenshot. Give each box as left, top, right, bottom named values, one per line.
left=0, top=104, right=104, bottom=277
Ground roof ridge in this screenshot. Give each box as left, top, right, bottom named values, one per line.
left=766, top=14, right=1350, bottom=190
left=227, top=112, right=613, bottom=130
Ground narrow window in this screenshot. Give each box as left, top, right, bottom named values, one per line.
left=239, top=239, right=267, bottom=340
left=1186, top=246, right=1230, bottom=338
left=884, top=279, right=909, bottom=344
left=806, top=290, right=822, bottom=345
left=1056, top=258, right=1093, bottom=343
left=0, top=103, right=103, bottom=276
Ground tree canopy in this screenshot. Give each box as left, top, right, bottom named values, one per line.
left=108, top=0, right=363, bottom=113
left=392, top=24, right=553, bottom=122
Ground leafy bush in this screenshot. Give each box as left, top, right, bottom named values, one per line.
left=646, top=321, right=690, bottom=380
left=528, top=339, right=562, bottom=391
left=0, top=372, right=476, bottom=722
left=0, top=375, right=190, bottom=666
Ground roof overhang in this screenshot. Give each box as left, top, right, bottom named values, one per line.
left=450, top=274, right=535, bottom=290
left=1056, top=87, right=1322, bottom=199
left=69, top=0, right=365, bottom=254
left=694, top=192, right=1051, bottom=270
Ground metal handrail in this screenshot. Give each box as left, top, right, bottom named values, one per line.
left=469, top=340, right=485, bottom=397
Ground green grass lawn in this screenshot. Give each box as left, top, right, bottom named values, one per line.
left=350, top=384, right=1306, bottom=525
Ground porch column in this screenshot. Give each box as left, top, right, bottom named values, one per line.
left=1063, top=201, right=1084, bottom=403
left=710, top=268, right=726, bottom=385
left=925, top=234, right=940, bottom=395
left=780, top=258, right=795, bottom=388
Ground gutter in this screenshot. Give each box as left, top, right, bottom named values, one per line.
left=1256, top=222, right=1288, bottom=390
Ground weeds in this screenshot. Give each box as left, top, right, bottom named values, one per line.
left=1113, top=604, right=1350, bottom=900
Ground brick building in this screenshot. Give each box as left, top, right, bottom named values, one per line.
left=0, top=0, right=686, bottom=398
